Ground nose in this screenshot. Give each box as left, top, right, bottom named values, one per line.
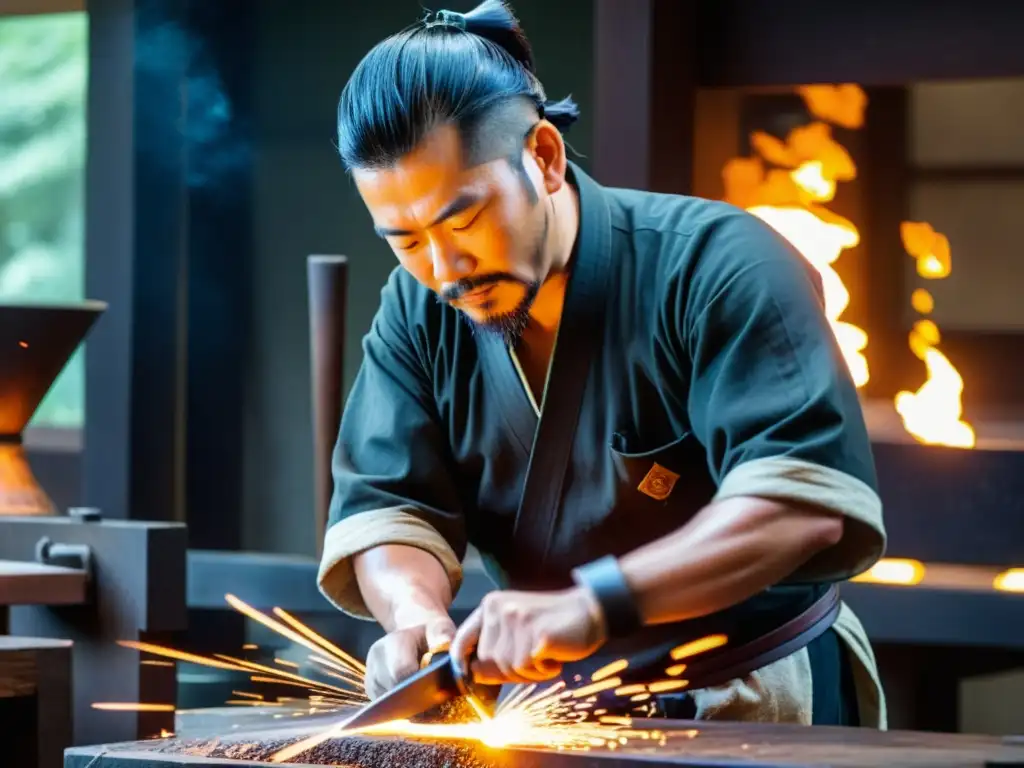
left=429, top=237, right=475, bottom=283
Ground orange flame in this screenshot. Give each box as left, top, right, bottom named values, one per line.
left=797, top=84, right=867, bottom=129
left=723, top=85, right=974, bottom=448
left=724, top=112, right=869, bottom=388
left=895, top=222, right=975, bottom=448
left=902, top=222, right=952, bottom=279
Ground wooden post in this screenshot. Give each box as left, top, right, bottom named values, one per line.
left=308, top=255, right=349, bottom=557
left=0, top=636, right=73, bottom=768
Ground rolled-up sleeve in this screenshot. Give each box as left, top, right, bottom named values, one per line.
left=680, top=211, right=885, bottom=582
left=317, top=273, right=466, bottom=619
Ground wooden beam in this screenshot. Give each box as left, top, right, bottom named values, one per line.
left=854, top=86, right=913, bottom=402
left=696, top=0, right=1024, bottom=88
left=83, top=0, right=254, bottom=547
left=83, top=0, right=188, bottom=523
left=0, top=561, right=87, bottom=606
left=592, top=0, right=698, bottom=194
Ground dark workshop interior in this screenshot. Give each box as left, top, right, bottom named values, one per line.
left=2, top=0, right=1024, bottom=767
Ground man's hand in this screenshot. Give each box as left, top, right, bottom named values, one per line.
left=364, top=614, right=456, bottom=700
left=449, top=587, right=607, bottom=686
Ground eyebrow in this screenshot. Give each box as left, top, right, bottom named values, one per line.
left=374, top=192, right=483, bottom=238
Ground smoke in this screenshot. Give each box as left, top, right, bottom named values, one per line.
left=133, top=12, right=250, bottom=190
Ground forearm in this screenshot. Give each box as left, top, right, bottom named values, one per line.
left=354, top=544, right=454, bottom=632
left=618, top=496, right=843, bottom=626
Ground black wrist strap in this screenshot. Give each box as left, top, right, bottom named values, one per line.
left=571, top=555, right=643, bottom=639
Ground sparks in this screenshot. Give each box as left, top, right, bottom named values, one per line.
left=91, top=703, right=176, bottom=712
left=669, top=634, right=728, bottom=661
left=589, top=658, right=628, bottom=681
left=92, top=596, right=370, bottom=717
left=267, top=683, right=651, bottom=764
left=93, top=596, right=726, bottom=764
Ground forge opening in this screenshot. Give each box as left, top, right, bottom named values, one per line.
left=694, top=78, right=1024, bottom=451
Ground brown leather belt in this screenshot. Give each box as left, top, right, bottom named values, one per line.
left=669, top=584, right=842, bottom=692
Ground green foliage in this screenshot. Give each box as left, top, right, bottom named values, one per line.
left=0, top=12, right=88, bottom=427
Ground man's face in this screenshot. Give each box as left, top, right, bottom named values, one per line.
left=353, top=123, right=549, bottom=337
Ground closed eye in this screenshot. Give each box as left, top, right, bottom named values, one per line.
left=451, top=202, right=488, bottom=232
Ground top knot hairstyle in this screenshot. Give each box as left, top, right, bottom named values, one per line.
left=337, top=0, right=581, bottom=171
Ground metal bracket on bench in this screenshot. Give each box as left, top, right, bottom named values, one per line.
left=35, top=537, right=93, bottom=582
left=32, top=508, right=104, bottom=584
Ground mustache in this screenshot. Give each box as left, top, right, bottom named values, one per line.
left=439, top=273, right=525, bottom=303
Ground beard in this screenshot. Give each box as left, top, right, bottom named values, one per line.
left=439, top=273, right=540, bottom=346
left=439, top=208, right=549, bottom=347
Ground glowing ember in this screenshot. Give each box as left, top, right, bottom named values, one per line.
left=994, top=568, right=1024, bottom=593
left=647, top=680, right=690, bottom=694
left=570, top=677, right=622, bottom=699
left=669, top=634, right=728, bottom=661
left=613, top=684, right=647, bottom=697
left=723, top=84, right=974, bottom=449
left=589, top=658, right=629, bottom=681
left=851, top=558, right=926, bottom=586
left=91, top=703, right=176, bottom=712
left=599, top=715, right=632, bottom=726
left=911, top=289, right=935, bottom=315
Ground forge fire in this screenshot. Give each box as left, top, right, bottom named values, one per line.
left=722, top=83, right=975, bottom=449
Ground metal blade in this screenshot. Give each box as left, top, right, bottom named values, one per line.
left=340, top=651, right=459, bottom=733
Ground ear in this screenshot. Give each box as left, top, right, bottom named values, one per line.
left=525, top=120, right=568, bottom=194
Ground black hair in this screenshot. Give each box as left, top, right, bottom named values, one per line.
left=336, top=0, right=580, bottom=172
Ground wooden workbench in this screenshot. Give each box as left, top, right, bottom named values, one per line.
left=0, top=560, right=87, bottom=606
left=1, top=559, right=83, bottom=768
left=64, top=707, right=1024, bottom=768
left=1, top=636, right=73, bottom=768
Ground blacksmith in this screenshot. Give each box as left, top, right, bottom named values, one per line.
left=317, top=0, right=887, bottom=728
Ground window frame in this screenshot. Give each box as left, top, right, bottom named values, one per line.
left=0, top=0, right=82, bottom=14
left=3, top=1, right=89, bottom=494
